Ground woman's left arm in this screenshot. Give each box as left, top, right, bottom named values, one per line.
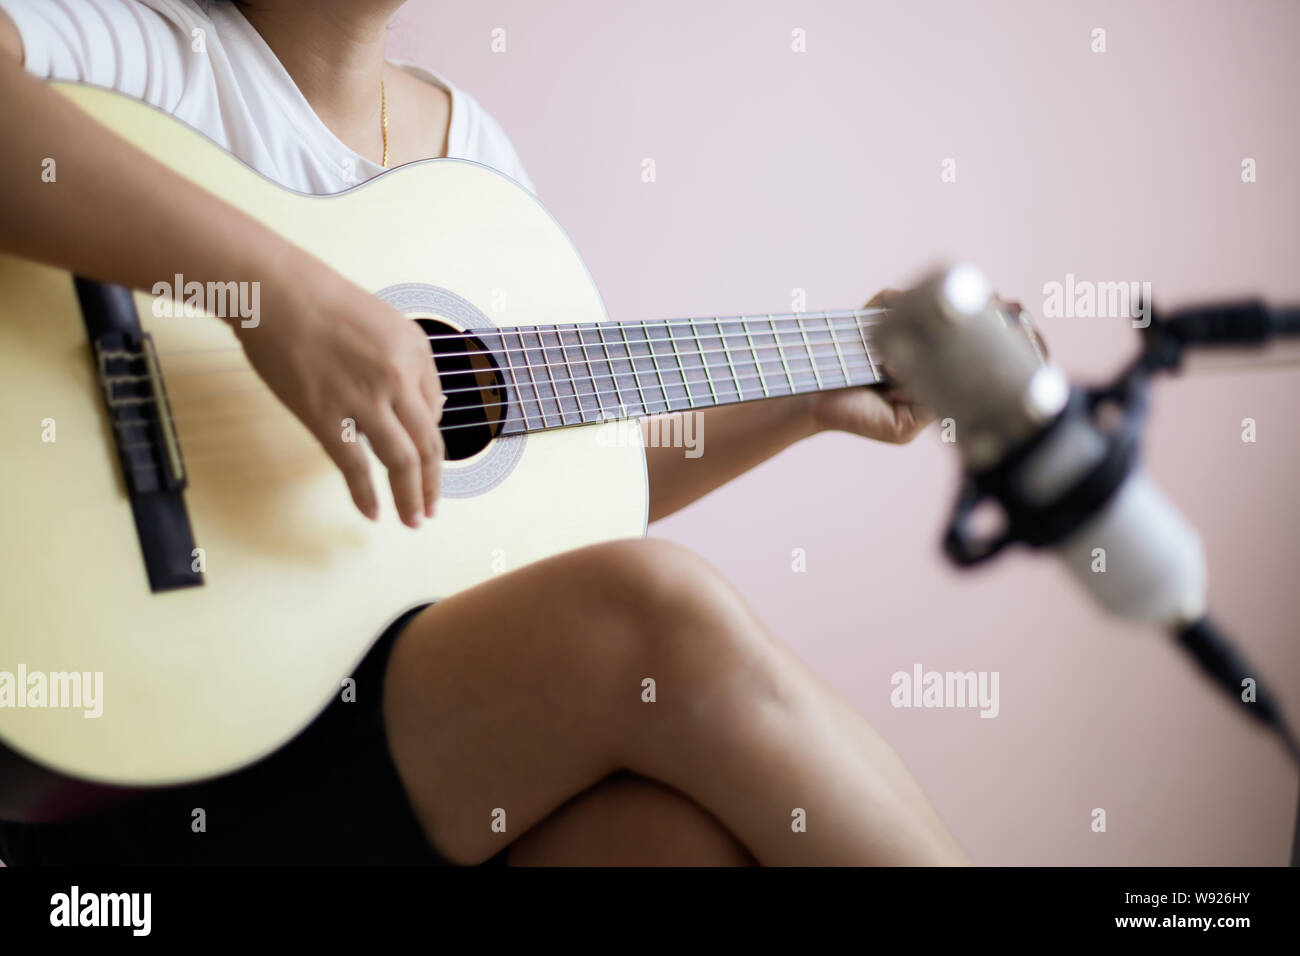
left=644, top=381, right=931, bottom=521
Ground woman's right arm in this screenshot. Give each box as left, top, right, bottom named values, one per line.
left=0, top=19, right=443, bottom=526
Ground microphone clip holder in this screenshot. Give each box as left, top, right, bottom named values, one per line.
left=943, top=384, right=1144, bottom=566
left=942, top=294, right=1297, bottom=569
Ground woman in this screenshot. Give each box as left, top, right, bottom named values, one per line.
left=0, top=0, right=966, bottom=865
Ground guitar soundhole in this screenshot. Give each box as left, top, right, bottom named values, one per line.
left=419, top=319, right=507, bottom=461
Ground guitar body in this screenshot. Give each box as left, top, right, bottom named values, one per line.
left=0, top=84, right=647, bottom=819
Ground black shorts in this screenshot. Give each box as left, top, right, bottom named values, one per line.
left=0, top=606, right=505, bottom=866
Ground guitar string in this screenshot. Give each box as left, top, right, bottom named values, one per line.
left=125, top=328, right=884, bottom=405
left=135, top=329, right=879, bottom=389
left=118, top=367, right=884, bottom=472
left=119, top=383, right=884, bottom=470
left=99, top=310, right=888, bottom=470
left=106, top=335, right=887, bottom=430
left=146, top=308, right=890, bottom=361
left=118, top=312, right=887, bottom=440
left=142, top=314, right=887, bottom=383
left=115, top=355, right=884, bottom=462
left=138, top=334, right=884, bottom=410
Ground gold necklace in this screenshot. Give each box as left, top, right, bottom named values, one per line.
left=380, top=77, right=389, bottom=168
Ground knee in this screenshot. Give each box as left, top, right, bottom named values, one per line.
left=572, top=538, right=741, bottom=634
left=565, top=539, right=779, bottom=694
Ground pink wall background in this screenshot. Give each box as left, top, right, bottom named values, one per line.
left=390, top=0, right=1300, bottom=864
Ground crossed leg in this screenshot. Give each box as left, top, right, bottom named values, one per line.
left=505, top=772, right=755, bottom=866
left=382, top=538, right=967, bottom=866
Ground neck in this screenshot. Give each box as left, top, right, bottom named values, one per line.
left=236, top=1, right=400, bottom=156
left=471, top=309, right=889, bottom=436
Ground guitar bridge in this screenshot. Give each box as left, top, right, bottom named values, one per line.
left=78, top=278, right=203, bottom=592
left=96, top=331, right=187, bottom=494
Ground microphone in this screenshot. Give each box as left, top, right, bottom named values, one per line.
left=871, top=264, right=1206, bottom=626
left=872, top=264, right=1300, bottom=861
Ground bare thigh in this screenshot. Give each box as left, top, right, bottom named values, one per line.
left=381, top=537, right=966, bottom=866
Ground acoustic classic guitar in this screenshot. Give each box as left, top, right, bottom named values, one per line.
left=0, top=83, right=1031, bottom=821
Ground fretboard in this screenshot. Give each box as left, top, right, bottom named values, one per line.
left=475, top=309, right=886, bottom=436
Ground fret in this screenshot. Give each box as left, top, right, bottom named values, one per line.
left=670, top=323, right=696, bottom=407
left=538, top=326, right=580, bottom=426
left=702, top=318, right=741, bottom=404
left=772, top=315, right=818, bottom=391
left=577, top=324, right=613, bottom=420
left=856, top=315, right=881, bottom=382
left=807, top=317, right=848, bottom=388
left=768, top=314, right=796, bottom=393
left=518, top=327, right=562, bottom=427
left=621, top=322, right=668, bottom=415
left=596, top=323, right=635, bottom=415
left=824, top=311, right=853, bottom=386
left=751, top=316, right=793, bottom=397
left=615, top=322, right=649, bottom=415
left=577, top=324, right=605, bottom=419
left=476, top=328, right=509, bottom=431
left=472, top=328, right=516, bottom=436
left=844, top=314, right=878, bottom=385
left=499, top=326, right=542, bottom=432
left=639, top=321, right=674, bottom=412
left=714, top=319, right=737, bottom=399
left=645, top=320, right=689, bottom=411
left=716, top=317, right=754, bottom=401
left=741, top=317, right=770, bottom=398
left=614, top=322, right=642, bottom=415
left=795, top=316, right=825, bottom=391
left=805, top=313, right=847, bottom=388
left=559, top=326, right=601, bottom=423
left=677, top=319, right=715, bottom=409
left=695, top=319, right=719, bottom=406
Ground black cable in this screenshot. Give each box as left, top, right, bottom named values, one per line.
left=1175, top=617, right=1300, bottom=865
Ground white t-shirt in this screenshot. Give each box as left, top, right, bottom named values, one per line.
left=0, top=0, right=534, bottom=195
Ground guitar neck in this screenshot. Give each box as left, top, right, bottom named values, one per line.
left=481, top=309, right=888, bottom=435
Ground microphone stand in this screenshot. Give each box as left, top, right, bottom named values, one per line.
left=941, top=298, right=1300, bottom=865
